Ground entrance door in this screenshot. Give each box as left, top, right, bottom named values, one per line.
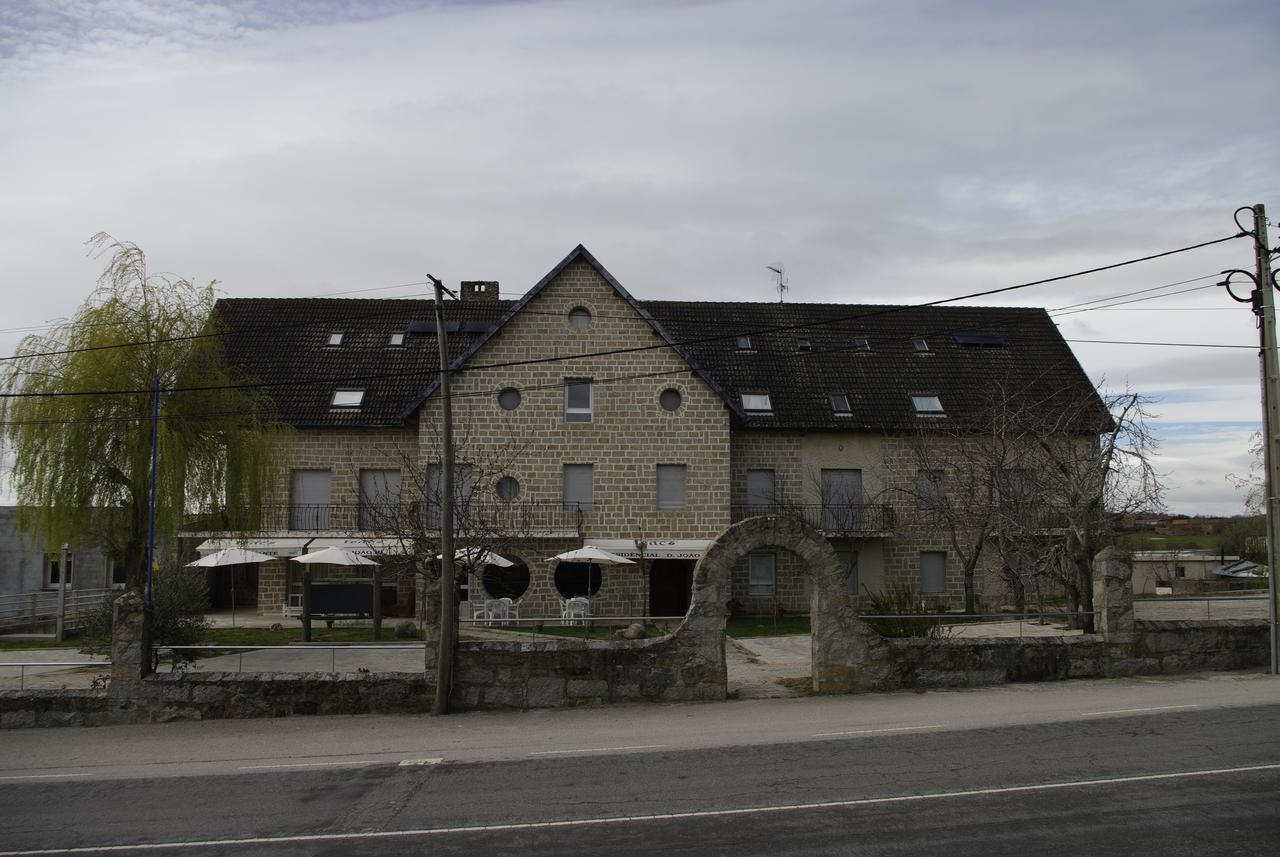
left=648, top=559, right=693, bottom=617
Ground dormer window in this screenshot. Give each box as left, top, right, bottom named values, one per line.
left=332, top=390, right=365, bottom=408
left=388, top=332, right=406, bottom=347
left=911, top=394, right=944, bottom=415
left=913, top=338, right=929, bottom=353
left=854, top=338, right=871, bottom=352
left=737, top=336, right=753, bottom=351
left=742, top=392, right=772, bottom=413
left=797, top=338, right=811, bottom=352
left=327, top=332, right=344, bottom=347
left=830, top=394, right=852, bottom=417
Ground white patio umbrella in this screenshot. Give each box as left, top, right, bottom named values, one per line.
left=187, top=547, right=276, bottom=627
left=290, top=546, right=379, bottom=566
left=547, top=546, right=635, bottom=613
left=437, top=546, right=515, bottom=568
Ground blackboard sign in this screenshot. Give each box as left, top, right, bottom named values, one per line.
left=311, top=583, right=373, bottom=615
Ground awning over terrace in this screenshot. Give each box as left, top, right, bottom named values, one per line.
left=584, top=538, right=711, bottom=560
left=195, top=536, right=409, bottom=558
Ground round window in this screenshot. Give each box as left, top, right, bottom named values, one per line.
left=496, top=476, right=520, bottom=502
left=497, top=388, right=521, bottom=410
left=483, top=556, right=530, bottom=600
left=659, top=388, right=682, bottom=412
left=568, top=307, right=592, bottom=330
left=554, top=562, right=602, bottom=598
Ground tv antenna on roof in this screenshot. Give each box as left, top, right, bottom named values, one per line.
left=767, top=263, right=788, bottom=303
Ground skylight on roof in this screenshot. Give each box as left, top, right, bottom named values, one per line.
left=331, top=390, right=365, bottom=408
left=388, top=332, right=406, bottom=346
left=830, top=394, right=852, bottom=416
left=327, top=332, right=344, bottom=346
left=913, top=338, right=929, bottom=352
left=854, top=337, right=871, bottom=352
left=797, top=338, right=811, bottom=352
left=737, top=336, right=753, bottom=351
left=911, top=395, right=944, bottom=415
left=742, top=392, right=772, bottom=412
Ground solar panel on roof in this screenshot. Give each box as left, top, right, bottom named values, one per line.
left=463, top=321, right=492, bottom=333
left=407, top=320, right=433, bottom=334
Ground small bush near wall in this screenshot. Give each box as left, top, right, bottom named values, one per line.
left=861, top=585, right=950, bottom=638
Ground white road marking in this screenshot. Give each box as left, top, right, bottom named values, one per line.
left=528, top=744, right=666, bottom=756
left=2, top=761, right=1277, bottom=855
left=0, top=773, right=87, bottom=782
left=1079, top=704, right=1201, bottom=717
left=398, top=758, right=443, bottom=767
left=812, top=725, right=946, bottom=737
left=237, top=759, right=383, bottom=771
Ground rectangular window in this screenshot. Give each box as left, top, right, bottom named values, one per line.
left=388, top=332, right=406, bottom=346
left=745, top=469, right=776, bottom=512
left=836, top=550, right=859, bottom=598
left=327, top=332, right=344, bottom=346
left=737, top=336, right=752, bottom=350
left=797, top=338, right=811, bottom=352
left=291, top=469, right=332, bottom=529
left=821, top=469, right=863, bottom=530
left=359, top=469, right=402, bottom=530
left=427, top=463, right=473, bottom=527
left=563, top=464, right=594, bottom=511
left=742, top=393, right=772, bottom=412
left=917, top=469, right=943, bottom=511
left=911, top=394, right=944, bottom=415
left=920, top=551, right=946, bottom=594
left=656, top=464, right=687, bottom=510
left=1176, top=565, right=1187, bottom=579
left=748, top=553, right=776, bottom=596
left=45, top=553, right=73, bottom=588
left=109, top=555, right=127, bottom=588
left=565, top=379, right=593, bottom=423
left=830, top=393, right=852, bottom=416
left=913, top=338, right=929, bottom=352
left=854, top=337, right=871, bottom=352
left=331, top=390, right=365, bottom=408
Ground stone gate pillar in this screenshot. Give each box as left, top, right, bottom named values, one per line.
left=108, top=590, right=152, bottom=697
left=1093, top=546, right=1138, bottom=668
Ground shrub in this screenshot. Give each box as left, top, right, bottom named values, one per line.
left=394, top=620, right=418, bottom=639
left=81, top=565, right=213, bottom=651
left=859, top=585, right=951, bottom=638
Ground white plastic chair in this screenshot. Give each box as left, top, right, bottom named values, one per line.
left=498, top=597, right=517, bottom=625
left=483, top=598, right=504, bottom=625
left=562, top=597, right=589, bottom=625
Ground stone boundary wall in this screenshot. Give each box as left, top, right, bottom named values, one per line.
left=450, top=633, right=724, bottom=710
left=872, top=635, right=1108, bottom=690
left=1, top=673, right=428, bottom=728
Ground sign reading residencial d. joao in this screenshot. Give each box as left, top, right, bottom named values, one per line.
left=584, top=539, right=712, bottom=560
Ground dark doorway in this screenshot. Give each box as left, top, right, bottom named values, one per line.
left=649, top=558, right=693, bottom=617
left=207, top=565, right=259, bottom=610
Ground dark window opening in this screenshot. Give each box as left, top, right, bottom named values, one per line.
left=554, top=562, right=602, bottom=599
left=483, top=556, right=530, bottom=600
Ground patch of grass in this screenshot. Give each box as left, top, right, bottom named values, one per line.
left=727, top=615, right=811, bottom=638
left=198, top=627, right=420, bottom=646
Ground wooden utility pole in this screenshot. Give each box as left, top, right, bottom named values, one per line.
left=430, top=274, right=458, bottom=714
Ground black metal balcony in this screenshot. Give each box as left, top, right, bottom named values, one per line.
left=184, top=501, right=583, bottom=536
left=730, top=503, right=897, bottom=536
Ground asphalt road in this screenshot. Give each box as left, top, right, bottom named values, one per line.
left=1, top=675, right=1278, bottom=856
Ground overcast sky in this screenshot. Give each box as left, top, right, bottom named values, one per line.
left=2, top=0, right=1277, bottom=515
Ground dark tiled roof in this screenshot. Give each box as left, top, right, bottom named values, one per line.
left=641, top=301, right=1106, bottom=432
left=216, top=274, right=1104, bottom=433
left=214, top=297, right=512, bottom=428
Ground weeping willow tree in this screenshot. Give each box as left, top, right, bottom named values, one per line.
left=1, top=234, right=285, bottom=590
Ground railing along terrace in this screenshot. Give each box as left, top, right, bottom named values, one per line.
left=186, top=502, right=584, bottom=535
left=730, top=503, right=897, bottom=535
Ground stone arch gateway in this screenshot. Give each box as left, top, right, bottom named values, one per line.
left=688, top=515, right=887, bottom=694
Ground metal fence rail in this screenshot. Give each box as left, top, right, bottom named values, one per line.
left=0, top=588, right=110, bottom=631
left=0, top=661, right=109, bottom=689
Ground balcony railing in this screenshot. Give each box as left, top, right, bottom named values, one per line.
left=184, top=502, right=584, bottom=536
left=731, top=503, right=897, bottom=536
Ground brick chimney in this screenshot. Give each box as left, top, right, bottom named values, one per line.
left=460, top=280, right=500, bottom=302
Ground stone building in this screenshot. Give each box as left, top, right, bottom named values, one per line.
left=184, top=245, right=1104, bottom=619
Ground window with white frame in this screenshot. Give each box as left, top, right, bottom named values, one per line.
left=565, top=379, right=593, bottom=422
left=331, top=389, right=365, bottom=408
left=388, top=332, right=406, bottom=346
left=656, top=464, right=687, bottom=509
left=291, top=469, right=332, bottom=529
left=44, top=552, right=73, bottom=588
left=748, top=552, right=776, bottom=596
left=742, top=392, right=772, bottom=413
left=830, top=393, right=852, bottom=417
left=911, top=394, right=944, bottom=415
left=326, top=332, right=344, bottom=346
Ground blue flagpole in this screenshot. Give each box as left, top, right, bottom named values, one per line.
left=145, top=372, right=160, bottom=604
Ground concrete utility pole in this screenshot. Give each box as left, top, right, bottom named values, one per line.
left=430, top=274, right=458, bottom=714
left=1252, top=204, right=1280, bottom=676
